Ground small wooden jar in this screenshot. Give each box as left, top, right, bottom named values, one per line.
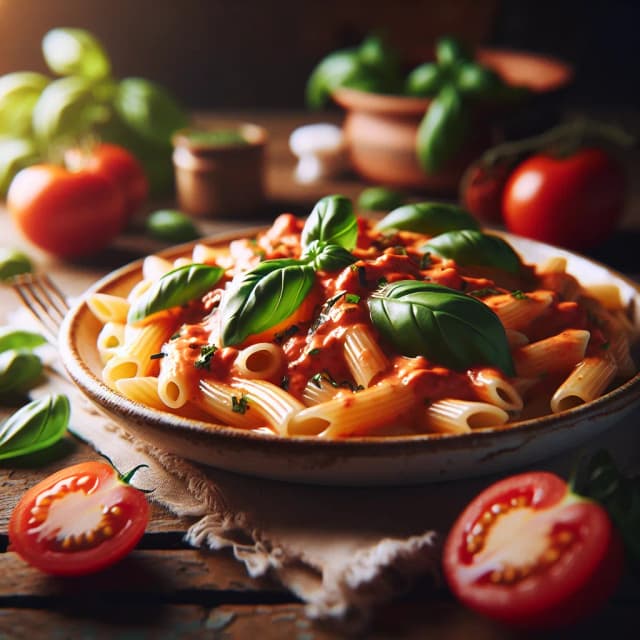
left=172, top=123, right=267, bottom=217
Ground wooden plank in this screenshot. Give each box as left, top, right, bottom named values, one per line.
left=0, top=549, right=281, bottom=599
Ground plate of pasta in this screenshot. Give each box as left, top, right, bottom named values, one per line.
left=59, top=197, right=640, bottom=485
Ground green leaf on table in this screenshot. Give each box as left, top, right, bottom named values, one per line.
left=0, top=350, right=43, bottom=395
left=220, top=259, right=315, bottom=346
left=0, top=248, right=34, bottom=281
left=376, top=202, right=479, bottom=235
left=42, top=28, right=111, bottom=80
left=416, top=85, right=468, bottom=174
left=301, top=195, right=358, bottom=251
left=0, top=328, right=46, bottom=353
left=128, top=263, right=224, bottom=323
left=421, top=229, right=522, bottom=275
left=0, top=71, right=49, bottom=137
left=114, top=77, right=187, bottom=146
left=357, top=186, right=405, bottom=212
left=0, top=394, right=70, bottom=461
left=301, top=240, right=355, bottom=272
left=368, top=280, right=514, bottom=374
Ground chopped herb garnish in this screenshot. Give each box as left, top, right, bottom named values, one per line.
left=601, top=342, right=610, bottom=350
left=280, top=375, right=290, bottom=390
left=309, top=291, right=347, bottom=334
left=393, top=246, right=407, bottom=255
left=377, top=277, right=388, bottom=287
left=150, top=352, right=166, bottom=360
left=468, top=287, right=501, bottom=298
left=345, top=293, right=361, bottom=304
left=309, top=347, right=321, bottom=356
left=420, top=252, right=432, bottom=269
left=170, top=332, right=181, bottom=340
left=274, top=324, right=300, bottom=344
left=357, top=265, right=368, bottom=287
left=310, top=372, right=325, bottom=388
left=511, top=290, right=530, bottom=300
left=194, top=344, right=217, bottom=370
left=231, top=395, right=250, bottom=414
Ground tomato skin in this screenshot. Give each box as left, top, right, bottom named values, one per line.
left=7, top=164, right=126, bottom=258
left=65, top=143, right=148, bottom=218
left=442, top=471, right=624, bottom=629
left=502, top=148, right=626, bottom=251
left=459, top=160, right=512, bottom=224
left=8, top=461, right=149, bottom=576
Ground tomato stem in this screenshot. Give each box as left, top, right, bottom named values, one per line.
left=120, top=463, right=150, bottom=486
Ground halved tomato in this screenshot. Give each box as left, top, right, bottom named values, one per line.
left=442, top=471, right=624, bottom=629
left=9, top=461, right=149, bottom=576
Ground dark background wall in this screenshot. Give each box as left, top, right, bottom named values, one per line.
left=0, top=0, right=638, bottom=110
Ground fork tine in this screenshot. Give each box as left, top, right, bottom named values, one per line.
left=9, top=273, right=70, bottom=342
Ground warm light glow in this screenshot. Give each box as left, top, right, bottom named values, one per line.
left=512, top=172, right=542, bottom=201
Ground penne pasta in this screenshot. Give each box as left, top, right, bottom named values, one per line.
left=233, top=342, right=284, bottom=381
left=86, top=293, right=130, bottom=324
left=197, top=380, right=265, bottom=429
left=468, top=369, right=523, bottom=412
left=97, top=321, right=125, bottom=364
left=142, top=255, right=175, bottom=281
left=301, top=375, right=339, bottom=406
left=582, top=283, right=625, bottom=310
left=343, top=324, right=389, bottom=388
left=485, top=290, right=554, bottom=331
left=423, top=399, right=510, bottom=434
left=115, top=376, right=169, bottom=411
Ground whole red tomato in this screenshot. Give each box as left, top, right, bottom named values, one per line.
left=7, top=164, right=127, bottom=258
left=502, top=148, right=626, bottom=251
left=65, top=143, right=148, bottom=219
left=442, top=471, right=623, bottom=629
left=9, top=461, right=149, bottom=576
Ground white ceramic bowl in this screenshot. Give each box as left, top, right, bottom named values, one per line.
left=59, top=230, right=640, bottom=486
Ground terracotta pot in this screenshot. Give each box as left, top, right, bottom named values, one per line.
left=332, top=48, right=573, bottom=194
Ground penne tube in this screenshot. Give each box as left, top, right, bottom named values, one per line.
left=607, top=330, right=637, bottom=379
left=485, top=290, right=554, bottom=331
left=288, top=382, right=416, bottom=438
left=582, top=284, right=625, bottom=310
left=86, top=293, right=130, bottom=324
left=142, top=255, right=175, bottom=281
left=127, top=278, right=153, bottom=303
left=302, top=375, right=339, bottom=406
left=423, top=399, right=510, bottom=434
left=551, top=356, right=618, bottom=413
left=343, top=324, right=389, bottom=388
left=468, top=369, right=523, bottom=412
left=513, top=329, right=590, bottom=379
left=115, top=376, right=168, bottom=411
left=539, top=256, right=567, bottom=273
left=97, top=321, right=125, bottom=364
left=197, top=380, right=265, bottom=429
left=233, top=342, right=284, bottom=381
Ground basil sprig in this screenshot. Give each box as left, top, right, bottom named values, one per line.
left=0, top=394, right=69, bottom=460
left=0, top=351, right=42, bottom=395
left=301, top=240, right=356, bottom=272
left=422, top=230, right=522, bottom=275
left=221, top=259, right=316, bottom=346
left=301, top=195, right=358, bottom=251
left=0, top=328, right=46, bottom=353
left=376, top=202, right=479, bottom=235
left=128, top=263, right=224, bottom=323
left=368, top=280, right=514, bottom=374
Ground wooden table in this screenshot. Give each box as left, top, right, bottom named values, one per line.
left=1, top=111, right=639, bottom=639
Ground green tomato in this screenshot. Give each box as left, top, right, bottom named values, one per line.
left=0, top=248, right=33, bottom=281
left=0, top=72, right=50, bottom=137
left=42, top=28, right=111, bottom=80
left=0, top=138, right=40, bottom=196
left=146, top=210, right=200, bottom=243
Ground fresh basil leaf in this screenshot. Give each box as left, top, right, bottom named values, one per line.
left=405, top=62, right=445, bottom=97
left=128, top=263, right=224, bottom=323
left=368, top=280, right=514, bottom=374
left=115, top=77, right=188, bottom=146
left=0, top=394, right=69, bottom=460
left=0, top=247, right=33, bottom=281
left=376, top=202, right=479, bottom=235
left=417, top=85, right=468, bottom=174
left=0, top=350, right=43, bottom=394
left=436, top=36, right=473, bottom=66
left=455, top=63, right=503, bottom=99
left=0, top=72, right=49, bottom=137
left=221, top=259, right=315, bottom=346
left=42, top=28, right=111, bottom=79
left=0, top=328, right=46, bottom=353
left=301, top=195, right=357, bottom=251
left=145, top=209, right=201, bottom=243
left=357, top=186, right=404, bottom=212
left=422, top=230, right=522, bottom=275
left=306, top=49, right=367, bottom=109
left=302, top=240, right=355, bottom=271
left=357, top=34, right=402, bottom=94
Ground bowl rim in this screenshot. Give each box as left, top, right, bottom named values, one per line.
left=59, top=227, right=640, bottom=460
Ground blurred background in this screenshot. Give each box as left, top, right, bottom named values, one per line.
left=1, top=0, right=638, bottom=111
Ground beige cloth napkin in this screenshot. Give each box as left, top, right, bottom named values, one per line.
left=10, top=310, right=640, bottom=632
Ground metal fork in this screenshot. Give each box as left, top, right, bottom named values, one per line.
left=7, top=273, right=70, bottom=342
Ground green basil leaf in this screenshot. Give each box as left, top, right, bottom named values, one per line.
left=422, top=230, right=522, bottom=275
left=0, top=247, right=34, bottom=280
left=0, top=72, right=49, bottom=137
left=0, top=350, right=43, bottom=394
left=0, top=394, right=69, bottom=460
left=306, top=49, right=365, bottom=109
left=416, top=86, right=468, bottom=174
left=302, top=240, right=356, bottom=271
left=221, top=259, right=315, bottom=346
left=145, top=209, right=201, bottom=243
left=455, top=62, right=503, bottom=99
left=368, top=280, right=514, bottom=374
left=128, top=264, right=224, bottom=323
left=357, top=186, right=405, bottom=212
left=436, top=36, right=473, bottom=66
left=115, top=77, right=188, bottom=146
left=377, top=202, right=479, bottom=235
left=357, top=34, right=402, bottom=94
left=0, top=328, right=46, bottom=353
left=405, top=63, right=445, bottom=97
left=42, top=28, right=111, bottom=79
left=301, top=195, right=357, bottom=251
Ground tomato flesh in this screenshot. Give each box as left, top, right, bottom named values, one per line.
left=9, top=461, right=149, bottom=576
left=443, top=471, right=623, bottom=628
